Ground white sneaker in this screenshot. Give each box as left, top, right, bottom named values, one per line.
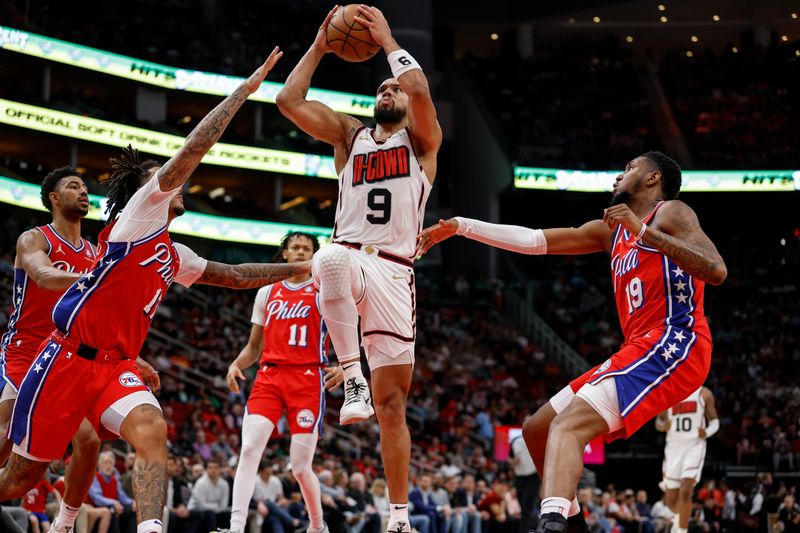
left=308, top=523, right=329, bottom=533
left=387, top=519, right=411, bottom=533
left=47, top=523, right=71, bottom=533
left=339, top=375, right=374, bottom=424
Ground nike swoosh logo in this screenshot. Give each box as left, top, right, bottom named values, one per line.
left=392, top=275, right=405, bottom=280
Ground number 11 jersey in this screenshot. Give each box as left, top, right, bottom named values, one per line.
left=251, top=280, right=329, bottom=366
left=333, top=126, right=431, bottom=260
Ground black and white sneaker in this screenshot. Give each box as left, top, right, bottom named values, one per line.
left=387, top=519, right=410, bottom=533
left=339, top=375, right=374, bottom=424
left=535, top=513, right=568, bottom=533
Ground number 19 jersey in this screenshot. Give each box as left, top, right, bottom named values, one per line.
left=333, top=126, right=431, bottom=260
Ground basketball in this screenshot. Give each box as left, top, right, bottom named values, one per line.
left=326, top=4, right=381, bottom=62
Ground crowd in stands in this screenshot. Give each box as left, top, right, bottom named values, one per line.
left=2, top=208, right=800, bottom=533
left=661, top=44, right=800, bottom=170
left=1, top=0, right=369, bottom=94
left=460, top=38, right=662, bottom=169
left=461, top=37, right=800, bottom=170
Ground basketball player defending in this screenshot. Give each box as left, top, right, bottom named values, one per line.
left=225, top=232, right=343, bottom=533
left=0, top=167, right=160, bottom=533
left=0, top=48, right=307, bottom=533
left=417, top=152, right=726, bottom=533
left=656, top=386, right=718, bottom=533
left=276, top=6, right=442, bottom=532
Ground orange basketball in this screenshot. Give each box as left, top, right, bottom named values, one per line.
left=326, top=4, right=381, bottom=62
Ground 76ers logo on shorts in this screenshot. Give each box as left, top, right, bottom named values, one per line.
left=594, top=359, right=612, bottom=375
left=296, top=409, right=316, bottom=429
left=119, top=371, right=144, bottom=388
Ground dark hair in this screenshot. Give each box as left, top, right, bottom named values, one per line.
left=41, top=166, right=82, bottom=212
left=642, top=151, right=681, bottom=200
left=272, top=231, right=321, bottom=262
left=206, top=459, right=220, bottom=468
left=102, top=145, right=161, bottom=224
left=258, top=460, right=271, bottom=472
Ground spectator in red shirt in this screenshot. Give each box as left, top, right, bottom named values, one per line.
left=23, top=477, right=60, bottom=533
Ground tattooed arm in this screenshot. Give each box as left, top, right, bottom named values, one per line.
left=157, top=47, right=283, bottom=192
left=603, top=200, right=727, bottom=285
left=196, top=261, right=311, bottom=289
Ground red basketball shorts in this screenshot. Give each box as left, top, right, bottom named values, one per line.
left=568, top=326, right=712, bottom=441
left=10, top=334, right=153, bottom=460
left=247, top=364, right=325, bottom=435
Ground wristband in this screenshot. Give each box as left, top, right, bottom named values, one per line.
left=388, top=49, right=422, bottom=79
left=635, top=222, right=648, bottom=243
left=704, top=418, right=719, bottom=438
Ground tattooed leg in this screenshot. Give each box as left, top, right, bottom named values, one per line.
left=119, top=403, right=168, bottom=525
left=0, top=453, right=50, bottom=499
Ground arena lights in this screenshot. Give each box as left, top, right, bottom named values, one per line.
left=0, top=99, right=338, bottom=179
left=625, top=36, right=634, bottom=43
left=0, top=175, right=332, bottom=246
left=513, top=166, right=800, bottom=192
left=660, top=16, right=669, bottom=23
left=0, top=24, right=375, bottom=117
left=712, top=15, right=720, bottom=22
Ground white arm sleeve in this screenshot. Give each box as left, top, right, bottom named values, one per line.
left=250, top=286, right=272, bottom=326
left=108, top=172, right=180, bottom=242
left=705, top=418, right=719, bottom=438
left=454, top=217, right=547, bottom=255
left=173, top=243, right=207, bottom=288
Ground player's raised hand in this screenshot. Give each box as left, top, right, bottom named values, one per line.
left=603, top=204, right=643, bottom=235
left=314, top=5, right=339, bottom=53
left=226, top=363, right=247, bottom=393
left=323, top=365, right=344, bottom=390
left=135, top=357, right=161, bottom=393
left=354, top=5, right=394, bottom=48
left=242, top=46, right=284, bottom=94
left=416, top=218, right=459, bottom=258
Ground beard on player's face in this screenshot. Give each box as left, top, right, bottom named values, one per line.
left=609, top=189, right=632, bottom=207
left=374, top=105, right=406, bottom=125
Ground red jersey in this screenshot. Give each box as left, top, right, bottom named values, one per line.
left=610, top=202, right=711, bottom=343
left=23, top=478, right=55, bottom=513
left=251, top=279, right=329, bottom=366
left=51, top=222, right=198, bottom=358
left=1, top=225, right=95, bottom=363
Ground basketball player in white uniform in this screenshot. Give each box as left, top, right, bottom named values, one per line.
left=656, top=386, right=718, bottom=533
left=276, top=6, right=442, bottom=533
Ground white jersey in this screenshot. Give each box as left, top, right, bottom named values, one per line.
left=333, top=126, right=431, bottom=260
left=666, top=387, right=706, bottom=443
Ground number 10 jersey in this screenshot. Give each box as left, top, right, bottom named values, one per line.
left=333, top=126, right=431, bottom=260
